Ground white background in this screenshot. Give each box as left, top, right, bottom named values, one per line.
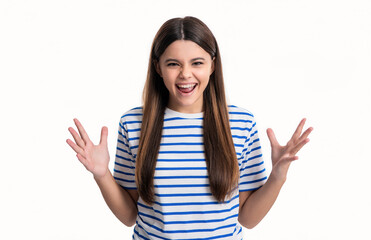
left=1, top=0, right=370, bottom=239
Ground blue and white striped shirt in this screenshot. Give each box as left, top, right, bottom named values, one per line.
left=113, top=105, right=267, bottom=239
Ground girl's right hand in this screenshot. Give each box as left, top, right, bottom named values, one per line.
left=66, top=119, right=110, bottom=179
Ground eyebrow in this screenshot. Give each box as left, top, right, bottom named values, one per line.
left=164, top=57, right=206, bottom=63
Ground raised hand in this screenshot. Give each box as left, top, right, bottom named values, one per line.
left=266, top=118, right=313, bottom=182
left=66, top=119, right=110, bottom=179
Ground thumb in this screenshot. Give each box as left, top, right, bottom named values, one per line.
left=267, top=128, right=279, bottom=147
left=100, top=126, right=108, bottom=146
left=281, top=155, right=299, bottom=163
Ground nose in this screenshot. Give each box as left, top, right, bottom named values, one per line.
left=179, top=64, right=192, bottom=79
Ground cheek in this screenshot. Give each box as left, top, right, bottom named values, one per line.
left=195, top=70, right=211, bottom=84
left=161, top=72, right=178, bottom=91
left=162, top=77, right=172, bottom=91
left=162, top=69, right=178, bottom=82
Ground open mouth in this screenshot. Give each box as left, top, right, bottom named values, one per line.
left=176, top=83, right=197, bottom=94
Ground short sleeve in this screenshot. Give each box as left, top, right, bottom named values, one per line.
left=113, top=118, right=137, bottom=190
left=239, top=120, right=268, bottom=192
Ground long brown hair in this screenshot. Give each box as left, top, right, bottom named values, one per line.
left=136, top=16, right=239, bottom=204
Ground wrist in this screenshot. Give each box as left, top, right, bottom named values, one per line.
left=93, top=168, right=111, bottom=182
left=270, top=160, right=292, bottom=185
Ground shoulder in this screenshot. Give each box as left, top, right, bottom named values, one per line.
left=227, top=105, right=258, bottom=136
left=120, top=106, right=143, bottom=124
left=228, top=105, right=255, bottom=121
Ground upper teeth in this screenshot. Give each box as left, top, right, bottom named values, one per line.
left=177, top=84, right=196, bottom=88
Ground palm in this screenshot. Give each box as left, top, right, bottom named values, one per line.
left=67, top=119, right=110, bottom=178
left=270, top=145, right=287, bottom=166
left=267, top=119, right=313, bottom=181
left=83, top=141, right=109, bottom=176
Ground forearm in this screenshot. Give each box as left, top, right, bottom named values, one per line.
left=238, top=174, right=285, bottom=229
left=94, top=169, right=138, bottom=226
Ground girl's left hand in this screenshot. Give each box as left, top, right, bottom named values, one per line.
left=266, top=118, right=313, bottom=183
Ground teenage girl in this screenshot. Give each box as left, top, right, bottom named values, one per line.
left=67, top=16, right=313, bottom=239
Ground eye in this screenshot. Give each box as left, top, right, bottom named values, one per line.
left=167, top=62, right=179, bottom=67
left=192, top=61, right=203, bottom=66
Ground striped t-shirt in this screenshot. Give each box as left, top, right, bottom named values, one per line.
left=113, top=105, right=267, bottom=240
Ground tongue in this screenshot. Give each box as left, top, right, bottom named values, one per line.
left=179, top=86, right=194, bottom=93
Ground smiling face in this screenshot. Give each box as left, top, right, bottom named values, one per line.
left=156, top=40, right=214, bottom=113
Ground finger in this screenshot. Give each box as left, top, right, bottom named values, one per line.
left=68, top=127, right=85, bottom=148
left=291, top=138, right=310, bottom=155
left=291, top=118, right=306, bottom=141
left=298, top=127, right=313, bottom=143
left=66, top=139, right=86, bottom=158
left=275, top=156, right=298, bottom=172
left=267, top=128, right=279, bottom=147
left=100, top=126, right=108, bottom=146
left=74, top=118, right=92, bottom=145
left=281, top=155, right=299, bottom=163
left=76, top=153, right=90, bottom=170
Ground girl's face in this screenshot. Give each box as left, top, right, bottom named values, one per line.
left=156, top=40, right=214, bottom=113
